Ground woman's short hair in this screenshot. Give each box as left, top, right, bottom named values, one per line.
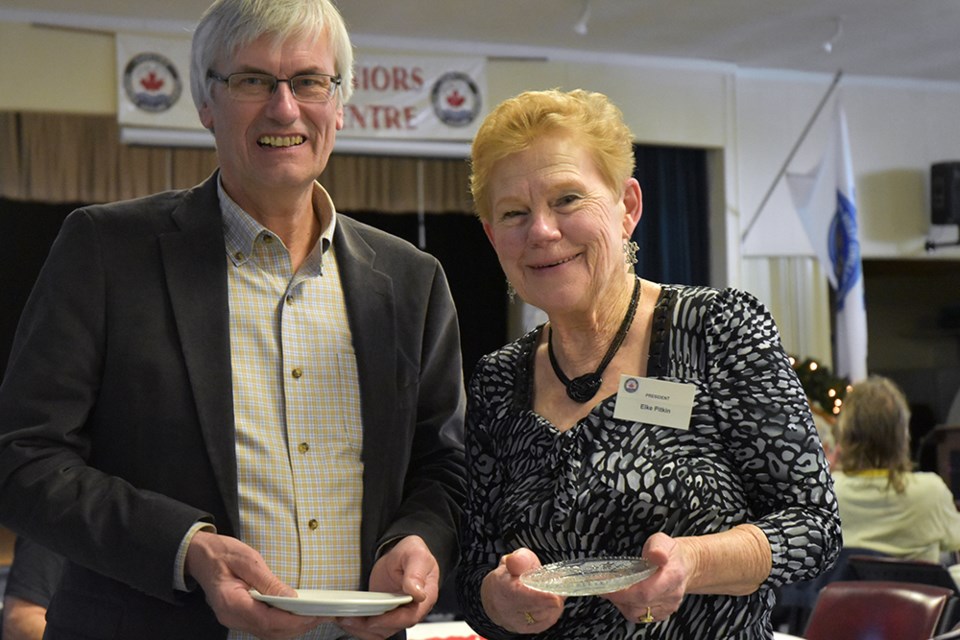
left=836, top=375, right=913, bottom=492
left=189, top=0, right=354, bottom=111
left=469, top=88, right=636, bottom=222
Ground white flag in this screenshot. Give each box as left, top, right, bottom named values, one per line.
left=786, top=102, right=868, bottom=382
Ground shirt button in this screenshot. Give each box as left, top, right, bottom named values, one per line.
left=298, top=442, right=310, bottom=454
left=286, top=294, right=295, bottom=304
left=263, top=235, right=274, bottom=244
left=292, top=368, right=303, bottom=379
left=233, top=251, right=244, bottom=261
left=308, top=519, right=319, bottom=530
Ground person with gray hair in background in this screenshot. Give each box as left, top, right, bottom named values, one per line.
left=833, top=376, right=960, bottom=562
left=0, top=1, right=466, bottom=638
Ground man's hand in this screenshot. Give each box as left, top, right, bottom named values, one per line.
left=185, top=530, right=331, bottom=639
left=337, top=535, right=439, bottom=640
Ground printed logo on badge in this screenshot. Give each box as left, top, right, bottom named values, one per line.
left=430, top=71, right=481, bottom=127
left=613, top=375, right=696, bottom=430
left=123, top=52, right=182, bottom=113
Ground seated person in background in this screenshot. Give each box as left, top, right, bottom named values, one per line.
left=833, top=376, right=960, bottom=562
left=2, top=536, right=64, bottom=640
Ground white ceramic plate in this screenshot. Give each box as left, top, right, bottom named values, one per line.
left=520, top=556, right=656, bottom=596
left=249, top=589, right=413, bottom=616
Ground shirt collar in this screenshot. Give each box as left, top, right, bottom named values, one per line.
left=218, top=175, right=338, bottom=268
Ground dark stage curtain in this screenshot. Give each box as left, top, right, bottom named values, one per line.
left=0, top=200, right=502, bottom=385
left=2, top=144, right=707, bottom=384
left=2, top=199, right=76, bottom=381
left=631, top=144, right=710, bottom=286
left=347, top=211, right=505, bottom=382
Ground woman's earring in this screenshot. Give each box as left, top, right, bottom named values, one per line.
left=506, top=280, right=517, bottom=302
left=623, top=239, right=639, bottom=266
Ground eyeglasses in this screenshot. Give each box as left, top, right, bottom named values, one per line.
left=206, top=70, right=342, bottom=103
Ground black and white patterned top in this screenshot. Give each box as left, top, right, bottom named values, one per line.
left=456, top=284, right=841, bottom=639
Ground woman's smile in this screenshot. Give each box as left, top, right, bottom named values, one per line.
left=529, top=253, right=582, bottom=270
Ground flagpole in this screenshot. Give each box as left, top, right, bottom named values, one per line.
left=741, top=69, right=844, bottom=244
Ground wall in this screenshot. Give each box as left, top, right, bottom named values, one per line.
left=736, top=72, right=960, bottom=261
left=734, top=72, right=960, bottom=389
left=4, top=19, right=960, bottom=379
left=0, top=22, right=115, bottom=113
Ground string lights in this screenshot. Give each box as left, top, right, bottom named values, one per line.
left=789, top=355, right=851, bottom=415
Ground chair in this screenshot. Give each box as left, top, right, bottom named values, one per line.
left=772, top=547, right=887, bottom=635
left=848, top=555, right=959, bottom=593
left=804, top=580, right=956, bottom=640
left=848, top=555, right=960, bottom=631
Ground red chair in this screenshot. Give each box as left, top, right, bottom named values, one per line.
left=804, top=580, right=957, bottom=640
left=848, top=555, right=959, bottom=594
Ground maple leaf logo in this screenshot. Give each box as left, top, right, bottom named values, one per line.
left=431, top=72, right=478, bottom=127
left=140, top=71, right=164, bottom=92
left=446, top=89, right=466, bottom=108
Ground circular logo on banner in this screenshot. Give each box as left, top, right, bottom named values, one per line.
left=123, top=52, right=182, bottom=113
left=430, top=71, right=481, bottom=128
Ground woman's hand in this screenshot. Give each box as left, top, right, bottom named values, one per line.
left=603, top=525, right=771, bottom=624
left=602, top=533, right=689, bottom=625
left=480, top=548, right=565, bottom=633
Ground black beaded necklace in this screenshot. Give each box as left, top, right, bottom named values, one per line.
left=547, top=277, right=642, bottom=403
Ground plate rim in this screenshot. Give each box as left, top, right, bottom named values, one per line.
left=249, top=588, right=413, bottom=615
left=519, top=555, right=656, bottom=596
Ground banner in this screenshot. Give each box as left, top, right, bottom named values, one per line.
left=786, top=101, right=868, bottom=382
left=340, top=55, right=485, bottom=141
left=116, top=34, right=486, bottom=146
left=116, top=33, right=200, bottom=131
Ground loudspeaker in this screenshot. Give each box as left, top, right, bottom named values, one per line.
left=931, top=162, right=960, bottom=225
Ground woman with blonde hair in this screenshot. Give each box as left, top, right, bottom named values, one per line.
left=833, top=376, right=960, bottom=562
left=457, top=88, right=840, bottom=639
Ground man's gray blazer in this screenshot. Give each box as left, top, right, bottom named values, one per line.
left=0, top=173, right=466, bottom=638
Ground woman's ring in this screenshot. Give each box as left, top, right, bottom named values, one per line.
left=523, top=611, right=537, bottom=625
left=640, top=606, right=654, bottom=623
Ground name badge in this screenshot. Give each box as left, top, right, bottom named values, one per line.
left=613, top=375, right=696, bottom=430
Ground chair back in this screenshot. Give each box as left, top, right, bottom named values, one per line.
left=772, top=547, right=888, bottom=635
left=804, top=580, right=955, bottom=640
left=848, top=555, right=959, bottom=593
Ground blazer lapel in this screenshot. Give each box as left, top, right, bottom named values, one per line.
left=160, top=176, right=240, bottom=534
left=334, top=219, right=398, bottom=566
left=335, top=219, right=397, bottom=461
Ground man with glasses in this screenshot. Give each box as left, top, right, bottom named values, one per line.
left=0, top=0, right=466, bottom=638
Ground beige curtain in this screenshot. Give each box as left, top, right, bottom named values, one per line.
left=741, top=255, right=833, bottom=366
left=0, top=111, right=473, bottom=214
left=0, top=113, right=21, bottom=200
left=323, top=153, right=472, bottom=214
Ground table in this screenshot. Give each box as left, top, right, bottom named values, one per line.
left=406, top=621, right=483, bottom=640
left=407, top=622, right=806, bottom=639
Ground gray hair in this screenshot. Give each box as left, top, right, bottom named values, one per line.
left=189, top=0, right=354, bottom=111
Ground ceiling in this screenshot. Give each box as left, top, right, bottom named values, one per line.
left=2, top=0, right=960, bottom=85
